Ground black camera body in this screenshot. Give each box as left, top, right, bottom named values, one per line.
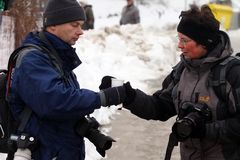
left=9, top=133, right=35, bottom=149
left=75, top=116, right=115, bottom=157
left=172, top=102, right=212, bottom=140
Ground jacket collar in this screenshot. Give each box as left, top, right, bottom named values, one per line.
left=22, top=31, right=82, bottom=73
left=44, top=31, right=82, bottom=73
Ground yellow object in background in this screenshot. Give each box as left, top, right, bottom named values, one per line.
left=209, top=3, right=233, bottom=30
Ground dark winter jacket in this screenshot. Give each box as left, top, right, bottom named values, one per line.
left=120, top=4, right=140, bottom=25
left=82, top=5, right=94, bottom=30
left=9, top=31, right=101, bottom=160
left=124, top=31, right=240, bottom=160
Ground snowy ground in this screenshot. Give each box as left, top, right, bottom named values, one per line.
left=1, top=0, right=240, bottom=159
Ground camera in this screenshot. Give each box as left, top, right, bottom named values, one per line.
left=75, top=116, right=115, bottom=157
left=8, top=133, right=35, bottom=160
left=9, top=133, right=35, bottom=149
left=172, top=102, right=211, bottom=140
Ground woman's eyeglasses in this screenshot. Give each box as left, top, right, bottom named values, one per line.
left=177, top=36, right=192, bottom=46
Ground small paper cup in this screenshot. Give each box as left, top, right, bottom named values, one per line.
left=111, top=78, right=124, bottom=87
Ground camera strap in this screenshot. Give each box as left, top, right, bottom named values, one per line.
left=164, top=132, right=178, bottom=160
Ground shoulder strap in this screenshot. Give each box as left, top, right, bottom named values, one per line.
left=38, top=31, right=66, bottom=79
left=157, top=61, right=185, bottom=95
left=6, top=39, right=66, bottom=133
left=6, top=45, right=40, bottom=98
left=209, top=56, right=240, bottom=102
left=17, top=107, right=32, bottom=132
left=25, top=43, right=65, bottom=78
left=164, top=132, right=178, bottom=160
left=6, top=46, right=39, bottom=134
left=172, top=61, right=185, bottom=85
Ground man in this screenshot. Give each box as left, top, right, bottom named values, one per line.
left=120, top=0, right=140, bottom=25
left=9, top=0, right=128, bottom=159
left=80, top=0, right=94, bottom=30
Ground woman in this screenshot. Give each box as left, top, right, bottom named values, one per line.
left=100, top=4, right=240, bottom=160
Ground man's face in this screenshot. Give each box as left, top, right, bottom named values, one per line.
left=127, top=0, right=133, bottom=5
left=48, top=20, right=84, bottom=46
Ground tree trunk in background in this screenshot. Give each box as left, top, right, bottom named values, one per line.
left=0, top=15, right=14, bottom=69
left=8, top=0, right=39, bottom=48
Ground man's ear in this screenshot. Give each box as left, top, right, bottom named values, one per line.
left=46, top=25, right=57, bottom=33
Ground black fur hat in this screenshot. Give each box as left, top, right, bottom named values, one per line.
left=177, top=5, right=220, bottom=51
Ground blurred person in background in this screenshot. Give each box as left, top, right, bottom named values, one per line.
left=120, top=0, right=140, bottom=25
left=79, top=0, right=94, bottom=30
left=4, top=0, right=14, bottom=10
left=0, top=0, right=13, bottom=15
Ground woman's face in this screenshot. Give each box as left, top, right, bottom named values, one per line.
left=177, top=32, right=207, bottom=59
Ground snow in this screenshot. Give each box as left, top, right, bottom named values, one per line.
left=1, top=0, right=240, bottom=160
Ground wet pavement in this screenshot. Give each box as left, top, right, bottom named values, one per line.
left=105, top=108, right=180, bottom=160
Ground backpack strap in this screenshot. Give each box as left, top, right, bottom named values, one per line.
left=19, top=43, right=65, bottom=79
left=172, top=61, right=185, bottom=85
left=7, top=40, right=66, bottom=132
left=0, top=70, right=8, bottom=138
left=38, top=31, right=66, bottom=81
left=6, top=46, right=42, bottom=136
left=164, top=132, right=178, bottom=160
left=6, top=46, right=39, bottom=98
left=208, top=56, right=240, bottom=103
left=160, top=61, right=185, bottom=91
left=162, top=62, right=185, bottom=160
left=17, top=107, right=32, bottom=132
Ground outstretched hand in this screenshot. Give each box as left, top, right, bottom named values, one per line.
left=99, top=76, right=115, bottom=90
left=98, top=80, right=136, bottom=107
left=123, top=82, right=136, bottom=106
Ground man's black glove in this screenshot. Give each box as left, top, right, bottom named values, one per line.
left=172, top=102, right=211, bottom=141
left=99, top=82, right=136, bottom=107
left=99, top=76, right=114, bottom=90
left=99, top=85, right=126, bottom=106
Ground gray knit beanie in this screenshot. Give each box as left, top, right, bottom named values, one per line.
left=43, top=0, right=86, bottom=27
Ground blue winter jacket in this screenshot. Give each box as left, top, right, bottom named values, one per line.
left=9, top=31, right=101, bottom=160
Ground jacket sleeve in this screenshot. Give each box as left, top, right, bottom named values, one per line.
left=124, top=82, right=176, bottom=121
left=14, top=50, right=101, bottom=120
left=206, top=65, right=240, bottom=143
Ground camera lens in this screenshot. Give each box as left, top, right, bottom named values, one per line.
left=87, top=129, right=115, bottom=149
left=75, top=117, right=115, bottom=157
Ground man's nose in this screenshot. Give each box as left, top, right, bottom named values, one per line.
left=77, top=27, right=84, bottom=35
